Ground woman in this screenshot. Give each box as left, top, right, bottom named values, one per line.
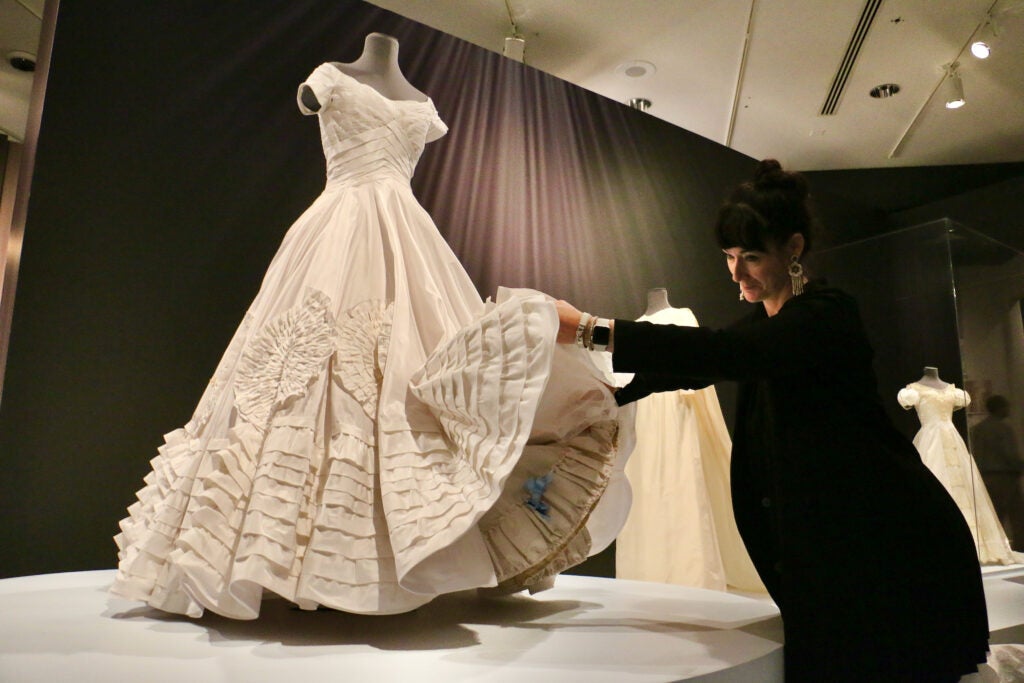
left=557, top=160, right=988, bottom=682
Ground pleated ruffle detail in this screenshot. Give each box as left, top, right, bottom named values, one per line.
left=112, top=288, right=622, bottom=618
left=483, top=419, right=619, bottom=592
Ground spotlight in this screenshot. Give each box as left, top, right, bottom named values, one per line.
left=628, top=98, right=652, bottom=111
left=502, top=35, right=525, bottom=62
left=970, top=41, right=991, bottom=59
left=970, top=12, right=1001, bottom=59
left=502, top=0, right=526, bottom=63
left=942, top=62, right=965, bottom=109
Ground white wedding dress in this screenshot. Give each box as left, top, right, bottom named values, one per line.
left=614, top=307, right=763, bottom=592
left=898, top=383, right=1016, bottom=565
left=111, top=63, right=627, bottom=618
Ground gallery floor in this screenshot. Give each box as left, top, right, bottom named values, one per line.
left=0, top=564, right=1021, bottom=682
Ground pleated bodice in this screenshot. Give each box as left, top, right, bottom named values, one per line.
left=297, top=63, right=447, bottom=189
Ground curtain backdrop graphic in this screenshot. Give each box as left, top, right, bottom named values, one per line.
left=0, top=0, right=760, bottom=578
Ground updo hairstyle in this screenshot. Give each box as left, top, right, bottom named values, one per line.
left=985, top=394, right=1009, bottom=415
left=715, top=159, right=816, bottom=254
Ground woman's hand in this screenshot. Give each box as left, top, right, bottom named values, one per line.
left=555, top=300, right=582, bottom=344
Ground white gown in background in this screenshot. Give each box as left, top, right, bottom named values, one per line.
left=614, top=306, right=764, bottom=592
left=898, top=383, right=1016, bottom=565
left=111, top=63, right=629, bottom=619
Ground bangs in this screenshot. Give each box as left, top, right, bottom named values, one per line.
left=715, top=201, right=770, bottom=252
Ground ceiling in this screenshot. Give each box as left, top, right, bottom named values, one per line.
left=1, top=1, right=1022, bottom=170
left=0, top=0, right=42, bottom=142
left=367, top=0, right=1024, bottom=171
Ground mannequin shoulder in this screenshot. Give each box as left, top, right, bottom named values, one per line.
left=329, top=62, right=427, bottom=103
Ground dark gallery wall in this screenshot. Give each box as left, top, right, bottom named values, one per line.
left=805, top=162, right=1024, bottom=251
left=0, top=1, right=768, bottom=579
left=891, top=176, right=1024, bottom=252
left=812, top=222, right=969, bottom=439
left=803, top=163, right=1024, bottom=434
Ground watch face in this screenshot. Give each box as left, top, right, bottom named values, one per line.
left=592, top=325, right=610, bottom=346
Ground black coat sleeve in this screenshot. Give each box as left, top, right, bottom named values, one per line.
left=612, top=289, right=860, bottom=383
left=613, top=372, right=713, bottom=406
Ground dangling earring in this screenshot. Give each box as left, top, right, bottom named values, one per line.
left=739, top=288, right=745, bottom=301
left=789, top=254, right=804, bottom=296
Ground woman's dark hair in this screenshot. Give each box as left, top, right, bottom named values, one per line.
left=715, top=159, right=816, bottom=253
left=985, top=394, right=1009, bottom=415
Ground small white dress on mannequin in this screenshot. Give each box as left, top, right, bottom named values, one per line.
left=898, top=367, right=1016, bottom=565
left=614, top=288, right=764, bottom=592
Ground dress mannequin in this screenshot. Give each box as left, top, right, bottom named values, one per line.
left=644, top=287, right=670, bottom=315
left=916, top=366, right=949, bottom=390
left=110, top=47, right=627, bottom=619
left=899, top=372, right=1016, bottom=565
left=616, top=287, right=764, bottom=591
left=299, top=32, right=426, bottom=111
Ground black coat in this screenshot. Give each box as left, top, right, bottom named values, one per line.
left=612, top=284, right=988, bottom=683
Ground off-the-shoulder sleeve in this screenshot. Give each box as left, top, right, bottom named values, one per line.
left=297, top=64, right=339, bottom=115
left=612, top=288, right=866, bottom=381
left=954, top=388, right=971, bottom=409
left=897, top=387, right=920, bottom=409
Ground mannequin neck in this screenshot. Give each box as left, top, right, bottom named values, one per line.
left=334, top=33, right=426, bottom=102
left=917, top=366, right=949, bottom=389
left=349, top=33, right=400, bottom=74
left=645, top=288, right=671, bottom=315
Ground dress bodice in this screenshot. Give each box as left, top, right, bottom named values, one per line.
left=298, top=63, right=447, bottom=188
left=897, top=382, right=970, bottom=426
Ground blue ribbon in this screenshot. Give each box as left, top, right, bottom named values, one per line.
left=524, top=473, right=554, bottom=519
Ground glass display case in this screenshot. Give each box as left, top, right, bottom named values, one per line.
left=813, top=219, right=1024, bottom=561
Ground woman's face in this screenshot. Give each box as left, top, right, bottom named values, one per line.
left=724, top=244, right=791, bottom=305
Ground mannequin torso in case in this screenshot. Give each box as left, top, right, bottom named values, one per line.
left=898, top=370, right=1016, bottom=565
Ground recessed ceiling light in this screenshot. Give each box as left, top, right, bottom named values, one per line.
left=615, top=60, right=656, bottom=80
left=869, top=83, right=900, bottom=98
left=6, top=50, right=35, bottom=72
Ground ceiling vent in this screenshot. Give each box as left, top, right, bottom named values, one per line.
left=820, top=0, right=885, bottom=116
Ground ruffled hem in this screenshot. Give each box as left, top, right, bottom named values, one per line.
left=390, top=292, right=559, bottom=585
left=483, top=420, right=619, bottom=592
left=112, top=418, right=437, bottom=618
left=111, top=288, right=625, bottom=618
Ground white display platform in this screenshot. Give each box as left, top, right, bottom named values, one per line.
left=0, top=570, right=784, bottom=683
left=981, top=563, right=1024, bottom=643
